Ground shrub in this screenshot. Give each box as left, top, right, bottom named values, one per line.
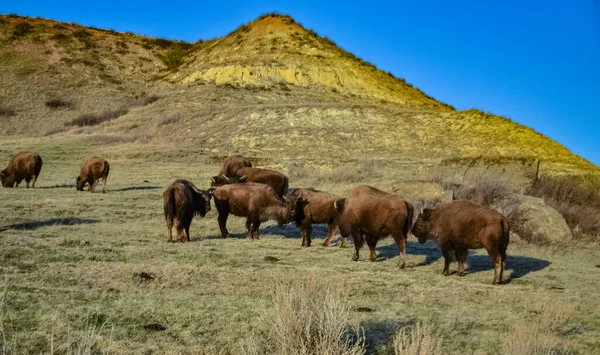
left=0, top=106, right=15, bottom=117
left=66, top=109, right=128, bottom=127
left=526, top=175, right=600, bottom=236
left=12, top=22, right=33, bottom=38
left=45, top=98, right=74, bottom=110
left=454, top=178, right=512, bottom=207
left=241, top=275, right=365, bottom=355
left=51, top=32, right=69, bottom=41
left=160, top=46, right=187, bottom=69
left=123, top=95, right=160, bottom=109
left=393, top=323, right=442, bottom=355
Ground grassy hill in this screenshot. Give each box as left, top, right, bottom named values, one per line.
left=0, top=13, right=597, bottom=177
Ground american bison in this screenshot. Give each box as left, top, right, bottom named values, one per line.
left=219, top=154, right=252, bottom=178
left=163, top=179, right=212, bottom=242
left=1, top=152, right=43, bottom=188
left=76, top=157, right=110, bottom=193
left=212, top=167, right=289, bottom=197
left=211, top=182, right=298, bottom=239
left=335, top=185, right=414, bottom=268
left=291, top=188, right=341, bottom=247
left=412, top=200, right=509, bottom=284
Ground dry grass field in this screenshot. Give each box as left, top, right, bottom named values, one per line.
left=0, top=138, right=599, bottom=355
left=1, top=12, right=600, bottom=355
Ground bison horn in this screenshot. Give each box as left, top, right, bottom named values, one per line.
left=211, top=177, right=216, bottom=183
left=333, top=200, right=337, bottom=209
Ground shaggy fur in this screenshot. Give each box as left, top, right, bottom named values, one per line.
left=1, top=151, right=42, bottom=188
left=212, top=167, right=289, bottom=198
left=163, top=179, right=212, bottom=242
left=76, top=156, right=110, bottom=193
left=291, top=188, right=341, bottom=247
left=335, top=185, right=414, bottom=268
left=412, top=199, right=510, bottom=284
left=211, top=182, right=297, bottom=239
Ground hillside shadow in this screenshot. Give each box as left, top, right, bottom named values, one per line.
left=376, top=241, right=551, bottom=283
left=0, top=218, right=101, bottom=232
left=114, top=186, right=162, bottom=192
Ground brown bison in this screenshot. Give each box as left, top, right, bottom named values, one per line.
left=412, top=200, right=509, bottom=284
left=335, top=185, right=414, bottom=268
left=211, top=182, right=298, bottom=239
left=76, top=157, right=110, bottom=193
left=291, top=188, right=341, bottom=247
left=163, top=179, right=212, bottom=242
left=1, top=152, right=42, bottom=188
left=219, top=154, right=252, bottom=178
left=211, top=167, right=289, bottom=197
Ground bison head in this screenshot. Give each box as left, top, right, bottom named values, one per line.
left=211, top=175, right=231, bottom=187
left=412, top=208, right=434, bottom=244
left=193, top=189, right=212, bottom=217
left=276, top=194, right=301, bottom=225
left=0, top=169, right=14, bottom=187
left=75, top=176, right=86, bottom=191
left=333, top=198, right=346, bottom=214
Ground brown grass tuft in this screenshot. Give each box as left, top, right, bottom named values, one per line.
left=123, top=95, right=161, bottom=109
left=0, top=106, right=15, bottom=117
left=66, top=109, right=128, bottom=127
left=393, top=323, right=442, bottom=355
left=241, top=275, right=365, bottom=355
left=45, top=98, right=74, bottom=110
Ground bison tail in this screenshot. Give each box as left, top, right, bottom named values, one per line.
left=35, top=154, right=43, bottom=177
left=164, top=187, right=177, bottom=223
left=500, top=217, right=510, bottom=256
left=404, top=200, right=414, bottom=238
left=103, top=161, right=110, bottom=178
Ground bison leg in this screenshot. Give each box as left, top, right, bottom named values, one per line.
left=245, top=217, right=254, bottom=239
left=365, top=235, right=378, bottom=262
left=351, top=226, right=362, bottom=261
left=323, top=222, right=338, bottom=247
left=102, top=175, right=108, bottom=193
left=492, top=253, right=503, bottom=285
left=456, top=248, right=469, bottom=276
left=184, top=225, right=191, bottom=243
left=391, top=233, right=407, bottom=269
left=301, top=222, right=312, bottom=247
left=32, top=174, right=37, bottom=188
left=217, top=211, right=231, bottom=238
left=253, top=220, right=261, bottom=240
left=441, top=246, right=452, bottom=276
left=25, top=177, right=31, bottom=188
left=166, top=218, right=174, bottom=242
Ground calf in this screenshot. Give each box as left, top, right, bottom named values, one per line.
left=412, top=199, right=510, bottom=284
left=212, top=167, right=288, bottom=198
left=1, top=152, right=42, bottom=188
left=76, top=156, right=110, bottom=193
left=335, top=185, right=413, bottom=268
left=291, top=188, right=341, bottom=247
left=163, top=179, right=212, bottom=242
left=211, top=183, right=298, bottom=239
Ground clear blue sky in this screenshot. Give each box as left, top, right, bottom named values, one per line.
left=3, top=1, right=599, bottom=166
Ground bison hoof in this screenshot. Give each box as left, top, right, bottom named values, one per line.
left=492, top=280, right=502, bottom=285
left=443, top=271, right=450, bottom=276
left=398, top=263, right=406, bottom=269
left=352, top=256, right=359, bottom=262
left=458, top=272, right=466, bottom=277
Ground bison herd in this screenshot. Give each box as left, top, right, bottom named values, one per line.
left=2, top=152, right=510, bottom=284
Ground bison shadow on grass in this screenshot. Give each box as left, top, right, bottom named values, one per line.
left=114, top=185, right=162, bottom=192
left=377, top=241, right=551, bottom=284
left=0, top=218, right=101, bottom=232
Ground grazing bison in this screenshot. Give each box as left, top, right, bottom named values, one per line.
left=212, top=167, right=289, bottom=197
left=335, top=185, right=414, bottom=268
left=163, top=179, right=212, bottom=242
left=211, top=182, right=298, bottom=239
left=291, top=188, right=341, bottom=247
left=412, top=200, right=509, bottom=285
left=219, top=154, right=252, bottom=178
left=76, top=157, right=110, bottom=193
left=1, top=152, right=43, bottom=188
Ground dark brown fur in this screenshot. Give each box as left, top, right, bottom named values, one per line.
left=335, top=185, right=414, bottom=268
left=412, top=199, right=510, bottom=284
left=76, top=156, right=110, bottom=193
left=218, top=154, right=252, bottom=178
left=291, top=188, right=341, bottom=247
left=163, top=179, right=212, bottom=242
left=1, top=152, right=42, bottom=188
left=211, top=182, right=298, bottom=239
left=212, top=167, right=289, bottom=197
